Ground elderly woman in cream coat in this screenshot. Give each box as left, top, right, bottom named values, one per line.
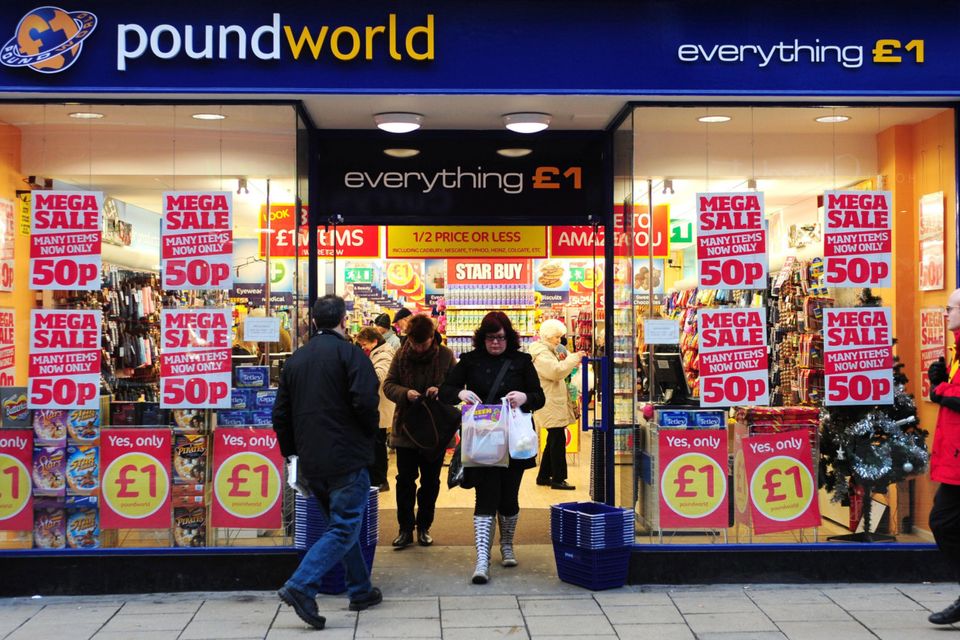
left=530, top=319, right=586, bottom=490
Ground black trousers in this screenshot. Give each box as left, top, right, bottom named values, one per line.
left=369, top=428, right=389, bottom=486
left=473, top=464, right=526, bottom=517
left=931, top=483, right=960, bottom=582
left=395, top=446, right=444, bottom=532
left=536, top=427, right=568, bottom=483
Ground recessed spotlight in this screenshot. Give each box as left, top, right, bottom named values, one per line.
left=374, top=112, right=423, bottom=133
left=496, top=148, right=533, bottom=158
left=192, top=113, right=226, bottom=120
left=68, top=112, right=104, bottom=119
left=383, top=148, right=420, bottom=158
left=502, top=112, right=551, bottom=134
left=697, top=115, right=731, bottom=123
left=815, top=115, right=851, bottom=124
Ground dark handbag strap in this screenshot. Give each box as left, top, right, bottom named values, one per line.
left=485, top=360, right=512, bottom=405
left=402, top=401, right=440, bottom=450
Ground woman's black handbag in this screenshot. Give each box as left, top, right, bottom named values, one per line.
left=402, top=396, right=461, bottom=455
left=447, top=442, right=464, bottom=489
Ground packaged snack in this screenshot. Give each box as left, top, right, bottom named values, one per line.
left=33, top=507, right=66, bottom=549
left=67, top=410, right=100, bottom=444
left=33, top=410, right=67, bottom=446
left=254, top=389, right=278, bottom=410
left=172, top=483, right=204, bottom=497
left=1, top=387, right=31, bottom=427
left=33, top=447, right=66, bottom=496
left=110, top=402, right=138, bottom=426
left=235, top=366, right=269, bottom=388
left=173, top=434, right=207, bottom=484
left=171, top=494, right=205, bottom=508
left=249, top=410, right=273, bottom=426
left=693, top=411, right=725, bottom=428
left=172, top=409, right=206, bottom=433
left=66, top=507, right=100, bottom=549
left=216, top=411, right=249, bottom=427
left=139, top=403, right=170, bottom=426
left=173, top=506, right=207, bottom=547
left=66, top=445, right=99, bottom=495
left=658, top=410, right=691, bottom=428
left=230, top=388, right=254, bottom=410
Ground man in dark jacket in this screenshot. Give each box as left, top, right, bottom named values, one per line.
left=273, top=294, right=383, bottom=629
left=928, top=288, right=960, bottom=625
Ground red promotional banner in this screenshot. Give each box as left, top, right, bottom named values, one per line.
left=550, top=204, right=670, bottom=258
left=100, top=429, right=171, bottom=529
left=658, top=429, right=728, bottom=529
left=740, top=431, right=820, bottom=534
left=28, top=310, right=101, bottom=410
left=29, top=190, right=103, bottom=291
left=0, top=198, right=14, bottom=291
left=696, top=192, right=768, bottom=290
left=257, top=204, right=380, bottom=259
left=919, top=192, right=945, bottom=291
left=0, top=430, right=33, bottom=531
left=698, top=308, right=769, bottom=407
left=162, top=191, right=233, bottom=290
left=823, top=307, right=893, bottom=406
left=920, top=308, right=947, bottom=401
left=212, top=428, right=283, bottom=529
left=160, top=308, right=232, bottom=409
left=823, top=190, right=892, bottom=288
left=0, top=308, right=14, bottom=386
left=447, top=259, right=532, bottom=285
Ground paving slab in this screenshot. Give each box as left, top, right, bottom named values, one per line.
left=601, top=604, right=684, bottom=624
left=441, top=607, right=525, bottom=628
left=612, top=623, right=696, bottom=640
left=523, top=613, right=615, bottom=636
left=682, top=611, right=780, bottom=634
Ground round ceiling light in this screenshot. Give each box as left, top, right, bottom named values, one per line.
left=374, top=112, right=423, bottom=133
left=192, top=113, right=226, bottom=120
left=815, top=115, right=851, bottom=124
left=68, top=111, right=104, bottom=119
left=496, top=148, right=533, bottom=158
left=383, top=148, right=420, bottom=158
left=697, top=115, right=731, bottom=123
left=502, top=112, right=551, bottom=134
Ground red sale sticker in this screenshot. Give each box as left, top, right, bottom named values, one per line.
left=0, top=430, right=33, bottom=531
left=100, top=429, right=171, bottom=529
left=696, top=192, right=768, bottom=290
left=28, top=310, right=101, bottom=410
left=160, top=308, right=232, bottom=409
left=658, top=429, right=728, bottom=529
left=212, top=428, right=283, bottom=529
left=823, top=307, right=893, bottom=406
left=162, top=191, right=233, bottom=290
left=823, top=190, right=892, bottom=288
left=740, top=431, right=820, bottom=534
left=698, top=308, right=769, bottom=407
left=29, top=190, right=103, bottom=291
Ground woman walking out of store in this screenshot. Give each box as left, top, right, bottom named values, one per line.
left=530, top=319, right=585, bottom=490
left=383, top=314, right=457, bottom=548
left=440, top=311, right=545, bottom=584
left=355, top=327, right=396, bottom=492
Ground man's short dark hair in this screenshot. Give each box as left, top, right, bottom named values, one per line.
left=313, top=295, right=346, bottom=329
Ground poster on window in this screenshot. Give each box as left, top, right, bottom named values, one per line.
left=920, top=308, right=947, bottom=401
left=100, top=429, right=171, bottom=529
left=919, top=191, right=945, bottom=291
left=698, top=308, right=769, bottom=407
left=211, top=428, right=283, bottom=529
left=658, top=429, right=729, bottom=529
left=823, top=190, right=892, bottom=288
left=0, top=430, right=32, bottom=531
left=696, top=192, right=768, bottom=290
left=823, top=307, right=893, bottom=406
left=29, top=191, right=103, bottom=291
left=740, top=431, right=820, bottom=535
left=0, top=199, right=14, bottom=291
left=160, top=308, right=232, bottom=409
left=28, top=310, right=101, bottom=410
left=162, top=192, right=233, bottom=290
left=0, top=308, right=14, bottom=386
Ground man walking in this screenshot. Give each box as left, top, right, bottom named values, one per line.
left=928, top=288, right=960, bottom=625
left=273, top=294, right=383, bottom=629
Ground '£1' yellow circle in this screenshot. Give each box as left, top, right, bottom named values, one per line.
left=750, top=456, right=813, bottom=522
left=0, top=455, right=30, bottom=521
left=102, top=452, right=170, bottom=519
left=215, top=452, right=280, bottom=519
left=661, top=452, right=726, bottom=519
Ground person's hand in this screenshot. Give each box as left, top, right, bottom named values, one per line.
left=458, top=389, right=481, bottom=404
left=407, top=389, right=422, bottom=402
left=425, top=386, right=439, bottom=399
left=573, top=351, right=587, bottom=362
left=929, top=357, right=948, bottom=387
left=505, top=391, right=527, bottom=409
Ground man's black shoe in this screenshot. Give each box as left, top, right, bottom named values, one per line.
left=349, top=586, right=383, bottom=611
left=392, top=530, right=413, bottom=548
left=417, top=527, right=433, bottom=546
left=536, top=478, right=551, bottom=486
left=379, top=482, right=390, bottom=492
left=278, top=585, right=326, bottom=629
left=551, top=480, right=576, bottom=490
left=929, top=598, right=960, bottom=625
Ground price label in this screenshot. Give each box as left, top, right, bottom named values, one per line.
left=214, top=451, right=281, bottom=520
left=0, top=454, right=30, bottom=523
left=102, top=452, right=170, bottom=521
left=750, top=456, right=814, bottom=522
left=661, top=452, right=726, bottom=519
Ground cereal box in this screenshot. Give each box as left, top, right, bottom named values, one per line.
left=173, top=506, right=207, bottom=547
left=172, top=434, right=207, bottom=484
left=65, top=445, right=99, bottom=495
left=33, top=507, right=66, bottom=549
left=1, top=387, right=30, bottom=427
left=66, top=507, right=100, bottom=549
left=32, top=446, right=66, bottom=496
left=66, top=410, right=100, bottom=444
left=33, top=410, right=67, bottom=446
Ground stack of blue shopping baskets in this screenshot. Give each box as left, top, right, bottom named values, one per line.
left=294, top=487, right=379, bottom=594
left=550, top=501, right=633, bottom=590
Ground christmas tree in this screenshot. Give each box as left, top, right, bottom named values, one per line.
left=818, top=288, right=929, bottom=540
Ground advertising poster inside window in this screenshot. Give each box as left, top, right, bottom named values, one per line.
left=29, top=191, right=103, bottom=291
left=919, top=191, right=945, bottom=291
left=28, top=310, right=102, bottom=410
left=211, top=428, right=283, bottom=529
left=0, top=198, right=14, bottom=291
left=160, top=308, right=232, bottom=409
left=920, top=307, right=947, bottom=401
left=823, top=190, right=892, bottom=288
left=0, top=308, right=14, bottom=386
left=823, top=307, right=893, bottom=406
left=698, top=308, right=769, bottom=407
left=100, top=429, right=171, bottom=529
left=0, top=430, right=33, bottom=531
left=162, top=191, right=233, bottom=290
left=696, top=192, right=768, bottom=290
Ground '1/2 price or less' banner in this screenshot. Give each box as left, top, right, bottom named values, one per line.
left=30, top=190, right=103, bottom=290
left=0, top=430, right=33, bottom=531
left=741, top=431, right=820, bottom=534
left=698, top=308, right=769, bottom=407
left=28, top=310, right=101, bottom=410
left=161, top=308, right=232, bottom=409
left=658, top=429, right=728, bottom=529
left=212, top=428, right=283, bottom=529
left=100, top=429, right=171, bottom=529
left=696, top=192, right=768, bottom=290
left=823, top=190, right=892, bottom=288
left=162, top=192, right=233, bottom=290
left=920, top=307, right=947, bottom=401
left=823, top=307, right=893, bottom=406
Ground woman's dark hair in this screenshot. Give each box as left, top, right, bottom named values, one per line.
left=406, top=314, right=436, bottom=344
left=473, top=311, right=520, bottom=352
left=356, top=327, right=385, bottom=347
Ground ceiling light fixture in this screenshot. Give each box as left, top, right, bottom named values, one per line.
left=496, top=148, right=533, bottom=158
left=383, top=148, right=420, bottom=158
left=192, top=113, right=226, bottom=121
left=374, top=112, right=423, bottom=133
left=68, top=111, right=104, bottom=119
left=697, top=115, right=731, bottom=124
left=502, top=112, right=551, bottom=134
left=815, top=115, right=851, bottom=124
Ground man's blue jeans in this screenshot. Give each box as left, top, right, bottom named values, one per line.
left=286, top=467, right=372, bottom=599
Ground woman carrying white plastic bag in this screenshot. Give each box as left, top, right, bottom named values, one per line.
left=462, top=399, right=510, bottom=467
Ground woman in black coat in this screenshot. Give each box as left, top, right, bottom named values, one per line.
left=440, top=311, right=545, bottom=584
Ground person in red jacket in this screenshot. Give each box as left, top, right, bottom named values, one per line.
left=928, top=289, right=960, bottom=625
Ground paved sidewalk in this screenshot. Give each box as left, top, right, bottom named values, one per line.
left=1, top=545, right=958, bottom=639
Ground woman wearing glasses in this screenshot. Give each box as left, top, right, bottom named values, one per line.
left=440, top=311, right=545, bottom=584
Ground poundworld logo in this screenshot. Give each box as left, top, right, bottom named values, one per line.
left=0, top=6, right=97, bottom=74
